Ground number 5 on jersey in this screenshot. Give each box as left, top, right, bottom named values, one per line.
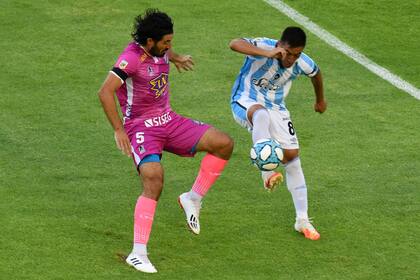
left=136, top=132, right=145, bottom=144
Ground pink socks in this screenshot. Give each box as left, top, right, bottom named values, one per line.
left=191, top=153, right=228, bottom=197
left=133, top=196, right=157, bottom=246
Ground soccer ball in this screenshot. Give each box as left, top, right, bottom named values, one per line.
left=250, top=139, right=283, bottom=171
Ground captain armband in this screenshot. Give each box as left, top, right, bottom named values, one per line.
left=110, top=67, right=128, bottom=82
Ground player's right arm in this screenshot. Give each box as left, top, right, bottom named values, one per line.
left=229, top=38, right=286, bottom=59
left=98, top=73, right=131, bottom=157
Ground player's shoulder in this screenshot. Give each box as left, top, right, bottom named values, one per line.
left=296, top=52, right=318, bottom=76
left=121, top=42, right=140, bottom=53
left=297, top=52, right=316, bottom=67
left=119, top=42, right=145, bottom=62
left=298, top=52, right=315, bottom=63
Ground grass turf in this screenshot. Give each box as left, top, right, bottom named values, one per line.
left=0, top=0, right=419, bottom=279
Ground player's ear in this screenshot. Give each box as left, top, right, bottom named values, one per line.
left=146, top=37, right=155, bottom=47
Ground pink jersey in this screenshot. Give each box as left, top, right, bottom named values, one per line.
left=111, top=42, right=171, bottom=122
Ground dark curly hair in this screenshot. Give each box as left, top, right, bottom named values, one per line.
left=131, top=9, right=173, bottom=45
left=280, top=27, right=306, bottom=47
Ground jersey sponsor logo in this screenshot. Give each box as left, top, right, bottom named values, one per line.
left=252, top=78, right=280, bottom=91
left=150, top=73, right=168, bottom=98
left=144, top=112, right=172, bottom=127
left=119, top=60, right=128, bottom=69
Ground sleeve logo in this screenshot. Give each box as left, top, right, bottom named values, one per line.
left=119, top=60, right=128, bottom=69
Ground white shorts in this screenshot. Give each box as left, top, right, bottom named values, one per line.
left=231, top=100, right=299, bottom=149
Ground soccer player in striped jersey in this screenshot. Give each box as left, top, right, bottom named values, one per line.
left=98, top=9, right=233, bottom=273
left=229, top=27, right=326, bottom=240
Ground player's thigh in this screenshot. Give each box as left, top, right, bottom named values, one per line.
left=138, top=161, right=164, bottom=199
left=268, top=109, right=300, bottom=151
left=195, top=127, right=233, bottom=158
left=139, top=162, right=164, bottom=184
left=231, top=98, right=263, bottom=130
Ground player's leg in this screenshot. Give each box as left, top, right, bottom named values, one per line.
left=164, top=113, right=233, bottom=234
left=247, top=104, right=272, bottom=143
left=233, top=101, right=283, bottom=190
left=193, top=127, right=233, bottom=199
left=125, top=123, right=166, bottom=273
left=283, top=151, right=308, bottom=220
left=269, top=110, right=320, bottom=240
left=284, top=153, right=320, bottom=240
left=250, top=106, right=282, bottom=189
left=126, top=160, right=163, bottom=273
left=178, top=127, right=233, bottom=234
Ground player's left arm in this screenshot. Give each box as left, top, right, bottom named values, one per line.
left=311, top=70, right=327, bottom=113
left=167, top=49, right=194, bottom=72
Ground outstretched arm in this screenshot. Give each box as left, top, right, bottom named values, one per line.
left=98, top=73, right=131, bottom=156
left=168, top=49, right=194, bottom=72
left=311, top=70, right=327, bottom=113
left=229, top=38, right=286, bottom=59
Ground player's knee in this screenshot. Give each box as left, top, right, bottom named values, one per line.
left=142, top=168, right=163, bottom=183
left=139, top=162, right=164, bottom=197
left=217, top=133, right=234, bottom=159
left=282, top=149, right=299, bottom=163
left=247, top=104, right=266, bottom=124
left=223, top=134, right=234, bottom=154
left=141, top=170, right=164, bottom=200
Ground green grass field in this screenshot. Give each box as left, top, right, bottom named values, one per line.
left=1, top=0, right=419, bottom=279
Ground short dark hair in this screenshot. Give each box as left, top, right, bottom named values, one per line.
left=131, top=9, right=173, bottom=45
left=280, top=27, right=306, bottom=47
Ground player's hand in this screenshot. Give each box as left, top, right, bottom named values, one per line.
left=314, top=100, right=327, bottom=113
left=114, top=128, right=131, bottom=157
left=173, top=55, right=194, bottom=72
left=266, top=46, right=286, bottom=59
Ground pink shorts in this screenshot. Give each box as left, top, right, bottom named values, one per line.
left=124, top=111, right=211, bottom=167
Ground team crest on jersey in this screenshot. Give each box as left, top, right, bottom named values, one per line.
left=138, top=145, right=146, bottom=154
left=119, top=60, right=128, bottom=69
left=149, top=73, right=168, bottom=98
left=147, top=66, right=154, bottom=76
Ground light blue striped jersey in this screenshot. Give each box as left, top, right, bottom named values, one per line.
left=231, top=37, right=319, bottom=111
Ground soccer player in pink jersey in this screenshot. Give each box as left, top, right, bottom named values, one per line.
left=98, top=9, right=233, bottom=273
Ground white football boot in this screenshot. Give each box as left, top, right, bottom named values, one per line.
left=294, top=218, right=320, bottom=240
left=178, top=192, right=201, bottom=235
left=126, top=252, right=157, bottom=273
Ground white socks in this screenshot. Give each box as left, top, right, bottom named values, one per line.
left=285, top=158, right=309, bottom=220
left=254, top=108, right=276, bottom=184
left=252, top=108, right=271, bottom=143
left=133, top=243, right=147, bottom=256
left=188, top=190, right=203, bottom=202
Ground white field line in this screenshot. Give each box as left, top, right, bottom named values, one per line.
left=263, top=0, right=420, bottom=100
